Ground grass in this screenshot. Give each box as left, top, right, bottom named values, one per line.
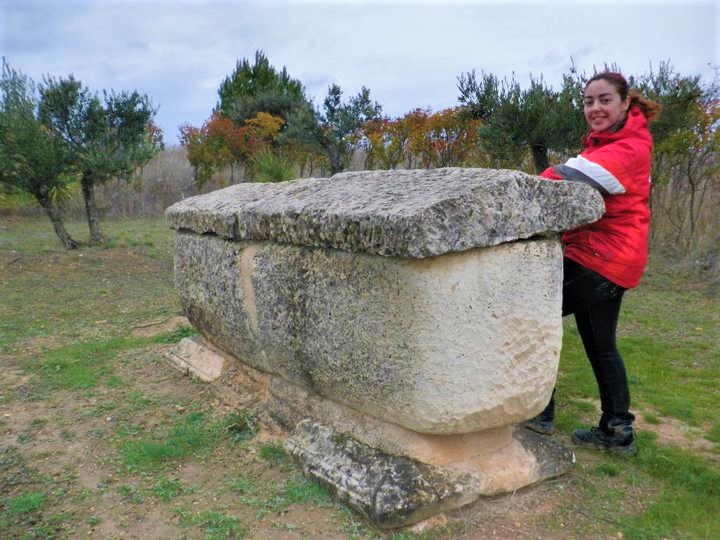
left=151, top=477, right=196, bottom=501
left=1, top=214, right=718, bottom=538
left=120, top=411, right=217, bottom=470
left=258, top=443, right=290, bottom=467
left=221, top=412, right=258, bottom=444
left=4, top=491, right=47, bottom=515
left=176, top=509, right=245, bottom=539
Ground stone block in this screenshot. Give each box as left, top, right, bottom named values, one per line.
left=166, top=168, right=604, bottom=258
left=174, top=233, right=563, bottom=434
left=167, top=167, right=599, bottom=529
left=165, top=335, right=227, bottom=381
left=285, top=420, right=574, bottom=529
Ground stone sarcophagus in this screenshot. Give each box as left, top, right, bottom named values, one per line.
left=166, top=168, right=604, bottom=528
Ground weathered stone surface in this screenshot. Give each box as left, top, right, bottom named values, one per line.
left=285, top=420, right=485, bottom=529
left=512, top=426, right=576, bottom=480
left=285, top=420, right=574, bottom=529
left=166, top=168, right=604, bottom=258
left=268, top=376, right=546, bottom=472
left=165, top=336, right=227, bottom=381
left=175, top=234, right=562, bottom=434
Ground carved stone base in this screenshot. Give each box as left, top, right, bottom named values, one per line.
left=166, top=338, right=575, bottom=529
left=285, top=420, right=574, bottom=529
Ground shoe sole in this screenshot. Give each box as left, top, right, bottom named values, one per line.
left=571, top=433, right=636, bottom=456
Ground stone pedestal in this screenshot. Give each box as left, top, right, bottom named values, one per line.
left=166, top=168, right=603, bottom=528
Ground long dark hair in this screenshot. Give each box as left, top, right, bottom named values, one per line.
left=586, top=71, right=661, bottom=123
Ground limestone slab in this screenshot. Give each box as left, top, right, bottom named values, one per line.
left=165, top=336, right=227, bottom=381
left=166, top=168, right=604, bottom=258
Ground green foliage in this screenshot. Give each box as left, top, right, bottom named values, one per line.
left=248, top=149, right=296, bottom=182
left=0, top=185, right=37, bottom=210
left=615, top=436, right=720, bottom=538
left=0, top=58, right=79, bottom=248
left=217, top=50, right=309, bottom=126
left=117, top=484, right=145, bottom=504
left=176, top=509, right=245, bottom=540
left=641, top=64, right=719, bottom=257
left=642, top=412, right=660, bottom=425
left=38, top=78, right=161, bottom=185
left=457, top=68, right=585, bottom=172
left=630, top=61, right=704, bottom=148
left=258, top=442, right=290, bottom=466
left=120, top=411, right=217, bottom=470
left=27, top=337, right=147, bottom=392
left=38, top=73, right=162, bottom=244
left=151, top=477, right=195, bottom=501
left=227, top=475, right=259, bottom=495
left=282, top=477, right=332, bottom=507
left=319, top=84, right=383, bottom=174
left=236, top=476, right=333, bottom=518
left=4, top=490, right=46, bottom=515
left=153, top=324, right=198, bottom=344
left=221, top=412, right=258, bottom=443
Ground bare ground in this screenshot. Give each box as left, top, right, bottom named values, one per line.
left=1, top=316, right=704, bottom=539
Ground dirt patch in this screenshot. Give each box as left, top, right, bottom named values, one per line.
left=635, top=413, right=717, bottom=456
left=569, top=397, right=716, bottom=458
left=130, top=315, right=189, bottom=338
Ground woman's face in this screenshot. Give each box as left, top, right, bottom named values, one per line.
left=583, top=79, right=630, bottom=132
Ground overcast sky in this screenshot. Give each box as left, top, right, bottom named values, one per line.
left=2, top=0, right=718, bottom=145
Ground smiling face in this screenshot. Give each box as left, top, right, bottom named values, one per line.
left=583, top=79, right=631, bottom=132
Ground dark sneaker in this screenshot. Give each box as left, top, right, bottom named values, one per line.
left=571, top=426, right=636, bottom=456
left=522, top=416, right=555, bottom=435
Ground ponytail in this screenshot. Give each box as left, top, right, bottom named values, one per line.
left=628, top=90, right=661, bottom=123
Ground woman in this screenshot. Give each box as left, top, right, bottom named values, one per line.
left=526, top=72, right=660, bottom=456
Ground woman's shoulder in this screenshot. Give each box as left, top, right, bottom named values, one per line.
left=588, top=112, right=652, bottom=155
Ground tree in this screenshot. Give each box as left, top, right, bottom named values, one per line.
left=630, top=62, right=704, bottom=148
left=179, top=115, right=235, bottom=188
left=0, top=59, right=79, bottom=249
left=650, top=70, right=719, bottom=255
left=458, top=70, right=586, bottom=173
left=216, top=50, right=310, bottom=125
left=286, top=84, right=382, bottom=175
left=38, top=77, right=162, bottom=245
left=179, top=111, right=285, bottom=187
left=362, top=117, right=398, bottom=170
left=405, top=107, right=483, bottom=169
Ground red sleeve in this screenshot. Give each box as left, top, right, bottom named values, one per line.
left=539, top=166, right=563, bottom=180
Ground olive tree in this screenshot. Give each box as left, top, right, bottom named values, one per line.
left=0, top=59, right=78, bottom=249
left=457, top=70, right=586, bottom=173
left=39, top=76, right=162, bottom=245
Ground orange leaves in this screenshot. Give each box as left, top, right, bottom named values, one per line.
left=178, top=112, right=285, bottom=187
left=360, top=107, right=485, bottom=170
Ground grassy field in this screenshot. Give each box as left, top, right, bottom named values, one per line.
left=1, top=214, right=718, bottom=539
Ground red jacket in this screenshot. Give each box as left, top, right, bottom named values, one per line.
left=540, top=106, right=653, bottom=288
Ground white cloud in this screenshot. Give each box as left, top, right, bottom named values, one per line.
left=2, top=0, right=717, bottom=144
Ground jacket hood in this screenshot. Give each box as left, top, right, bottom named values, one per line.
left=585, top=106, right=653, bottom=150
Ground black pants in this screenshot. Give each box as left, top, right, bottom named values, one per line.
left=541, top=258, right=635, bottom=429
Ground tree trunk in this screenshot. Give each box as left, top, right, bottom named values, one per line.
left=81, top=175, right=106, bottom=245
left=329, top=151, right=343, bottom=175
left=37, top=194, right=79, bottom=250
left=531, top=144, right=549, bottom=174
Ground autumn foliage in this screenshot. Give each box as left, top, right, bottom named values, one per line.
left=361, top=107, right=485, bottom=170
left=179, top=111, right=284, bottom=186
